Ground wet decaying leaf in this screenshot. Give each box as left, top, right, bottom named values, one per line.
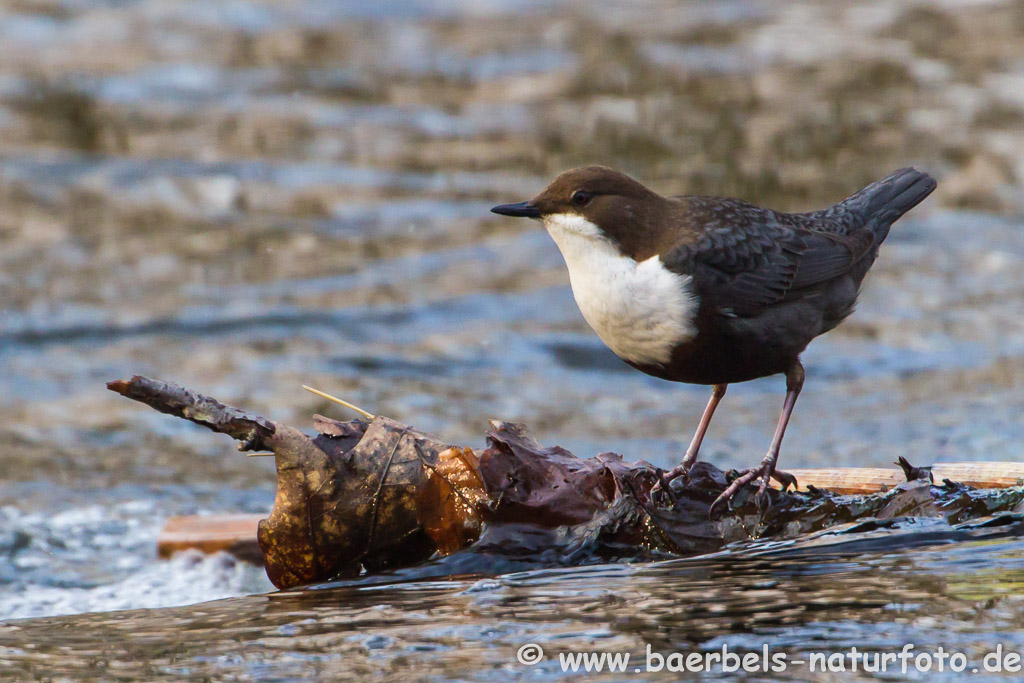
left=258, top=416, right=445, bottom=587
left=109, top=376, right=1024, bottom=589
left=416, top=446, right=487, bottom=555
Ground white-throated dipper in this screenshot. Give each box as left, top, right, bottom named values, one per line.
left=492, top=166, right=936, bottom=511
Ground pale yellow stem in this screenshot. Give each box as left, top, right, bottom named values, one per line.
left=301, top=385, right=376, bottom=420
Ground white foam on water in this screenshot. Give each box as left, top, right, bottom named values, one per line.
left=1, top=550, right=272, bottom=621
left=0, top=502, right=272, bottom=622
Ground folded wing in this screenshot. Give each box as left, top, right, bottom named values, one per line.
left=661, top=198, right=875, bottom=317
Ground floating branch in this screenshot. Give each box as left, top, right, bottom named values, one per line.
left=109, top=376, right=1024, bottom=589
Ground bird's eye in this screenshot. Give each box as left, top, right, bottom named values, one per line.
left=571, top=190, right=593, bottom=207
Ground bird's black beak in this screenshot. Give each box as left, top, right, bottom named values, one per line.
left=491, top=201, right=541, bottom=219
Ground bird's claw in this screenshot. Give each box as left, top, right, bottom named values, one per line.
left=772, top=469, right=798, bottom=492
left=709, top=468, right=759, bottom=517
left=650, top=464, right=689, bottom=504
left=654, top=469, right=680, bottom=505
left=708, top=462, right=795, bottom=517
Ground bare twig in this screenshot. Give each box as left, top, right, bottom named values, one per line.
left=107, top=376, right=275, bottom=452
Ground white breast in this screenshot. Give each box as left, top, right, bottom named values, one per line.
left=543, top=213, right=698, bottom=366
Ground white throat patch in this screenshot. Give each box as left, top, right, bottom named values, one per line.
left=543, top=213, right=698, bottom=366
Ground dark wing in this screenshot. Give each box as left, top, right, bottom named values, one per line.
left=661, top=198, right=875, bottom=317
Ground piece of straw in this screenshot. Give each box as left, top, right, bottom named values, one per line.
left=302, top=385, right=376, bottom=420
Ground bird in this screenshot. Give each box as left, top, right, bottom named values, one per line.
left=491, top=165, right=936, bottom=512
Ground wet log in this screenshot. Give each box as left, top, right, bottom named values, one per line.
left=109, top=376, right=1024, bottom=589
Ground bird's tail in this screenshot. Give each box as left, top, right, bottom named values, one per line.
left=838, top=167, right=937, bottom=243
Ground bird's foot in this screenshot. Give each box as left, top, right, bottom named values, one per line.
left=651, top=466, right=684, bottom=505
left=708, top=461, right=797, bottom=517
left=771, top=468, right=798, bottom=491
left=662, top=463, right=691, bottom=485
left=650, top=462, right=692, bottom=504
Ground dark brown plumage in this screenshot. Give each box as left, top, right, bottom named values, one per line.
left=493, top=166, right=936, bottom=511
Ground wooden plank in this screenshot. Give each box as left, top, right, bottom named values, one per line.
left=158, top=514, right=264, bottom=564
left=771, top=461, right=1024, bottom=494
left=770, top=468, right=905, bottom=494
left=932, top=462, right=1024, bottom=489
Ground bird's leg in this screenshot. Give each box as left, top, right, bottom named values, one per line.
left=710, top=362, right=804, bottom=515
left=661, top=384, right=727, bottom=484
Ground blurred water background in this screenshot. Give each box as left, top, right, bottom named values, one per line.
left=1, top=0, right=1024, bottom=678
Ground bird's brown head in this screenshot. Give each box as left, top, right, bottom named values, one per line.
left=491, top=166, right=670, bottom=259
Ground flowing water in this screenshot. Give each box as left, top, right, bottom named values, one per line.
left=2, top=0, right=1024, bottom=678
left=4, top=521, right=1024, bottom=680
